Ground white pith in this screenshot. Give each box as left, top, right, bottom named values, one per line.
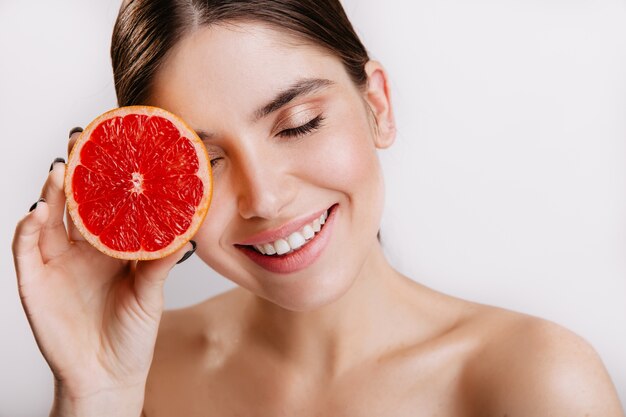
left=130, top=172, right=144, bottom=194
left=252, top=209, right=329, bottom=256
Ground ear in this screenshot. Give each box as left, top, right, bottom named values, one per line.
left=364, top=60, right=396, bottom=149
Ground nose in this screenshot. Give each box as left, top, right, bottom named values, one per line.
left=232, top=146, right=296, bottom=220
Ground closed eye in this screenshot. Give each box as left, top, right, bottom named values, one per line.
left=277, top=115, right=324, bottom=138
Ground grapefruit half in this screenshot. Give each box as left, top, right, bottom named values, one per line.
left=65, top=106, right=212, bottom=260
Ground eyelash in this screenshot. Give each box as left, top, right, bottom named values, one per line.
left=208, top=115, right=324, bottom=168
left=277, top=114, right=324, bottom=138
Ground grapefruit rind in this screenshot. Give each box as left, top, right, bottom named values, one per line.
left=64, top=105, right=212, bottom=261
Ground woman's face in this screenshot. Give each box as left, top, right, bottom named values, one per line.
left=150, top=22, right=394, bottom=311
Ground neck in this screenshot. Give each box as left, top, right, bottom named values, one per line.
left=240, top=243, right=419, bottom=380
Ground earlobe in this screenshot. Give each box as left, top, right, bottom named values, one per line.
left=364, top=61, right=396, bottom=149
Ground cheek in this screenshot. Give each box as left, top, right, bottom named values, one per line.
left=191, top=191, right=237, bottom=268
left=193, top=214, right=255, bottom=290
left=301, top=112, right=383, bottom=202
left=192, top=208, right=221, bottom=260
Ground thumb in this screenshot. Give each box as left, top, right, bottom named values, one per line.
left=133, top=240, right=197, bottom=315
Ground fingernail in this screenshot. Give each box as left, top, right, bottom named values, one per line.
left=69, top=126, right=83, bottom=137
left=176, top=240, right=197, bottom=264
left=29, top=198, right=45, bottom=212
left=49, top=157, right=66, bottom=172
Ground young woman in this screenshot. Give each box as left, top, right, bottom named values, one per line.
left=12, top=1, right=624, bottom=416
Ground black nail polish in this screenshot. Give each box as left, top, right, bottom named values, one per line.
left=29, top=198, right=45, bottom=212
left=69, top=126, right=83, bottom=137
left=176, top=240, right=197, bottom=264
left=49, top=157, right=66, bottom=172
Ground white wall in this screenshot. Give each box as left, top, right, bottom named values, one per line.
left=1, top=0, right=624, bottom=415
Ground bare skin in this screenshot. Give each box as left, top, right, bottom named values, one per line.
left=143, top=273, right=623, bottom=416
left=12, top=20, right=623, bottom=417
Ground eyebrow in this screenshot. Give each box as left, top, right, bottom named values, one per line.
left=253, top=77, right=334, bottom=121
left=194, top=77, right=334, bottom=141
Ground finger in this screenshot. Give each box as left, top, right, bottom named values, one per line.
left=67, top=126, right=83, bottom=152
left=133, top=240, right=197, bottom=317
left=66, top=127, right=85, bottom=242
left=12, top=200, right=48, bottom=287
left=39, top=158, right=71, bottom=260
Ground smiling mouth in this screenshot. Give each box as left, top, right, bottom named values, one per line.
left=233, top=204, right=338, bottom=274
left=248, top=209, right=329, bottom=256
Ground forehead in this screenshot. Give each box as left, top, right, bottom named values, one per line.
left=150, top=22, right=350, bottom=120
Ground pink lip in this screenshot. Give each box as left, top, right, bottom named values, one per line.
left=235, top=206, right=331, bottom=246
left=235, top=204, right=338, bottom=274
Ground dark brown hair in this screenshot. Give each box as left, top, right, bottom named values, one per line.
left=111, top=0, right=370, bottom=107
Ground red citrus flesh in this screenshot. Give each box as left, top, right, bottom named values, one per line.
left=65, top=106, right=212, bottom=260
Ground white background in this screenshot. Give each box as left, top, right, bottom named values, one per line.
left=1, top=0, right=625, bottom=415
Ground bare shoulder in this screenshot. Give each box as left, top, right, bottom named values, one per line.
left=154, top=287, right=245, bottom=358
left=147, top=288, right=245, bottom=386
left=461, top=304, right=624, bottom=416
left=143, top=288, right=247, bottom=414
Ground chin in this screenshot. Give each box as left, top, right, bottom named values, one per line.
left=257, top=269, right=358, bottom=313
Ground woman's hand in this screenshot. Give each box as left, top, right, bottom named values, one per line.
left=11, top=129, right=195, bottom=416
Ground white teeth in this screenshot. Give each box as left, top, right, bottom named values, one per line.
left=302, top=224, right=314, bottom=239
left=274, top=239, right=291, bottom=255
left=287, top=231, right=306, bottom=250
left=250, top=208, right=332, bottom=255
